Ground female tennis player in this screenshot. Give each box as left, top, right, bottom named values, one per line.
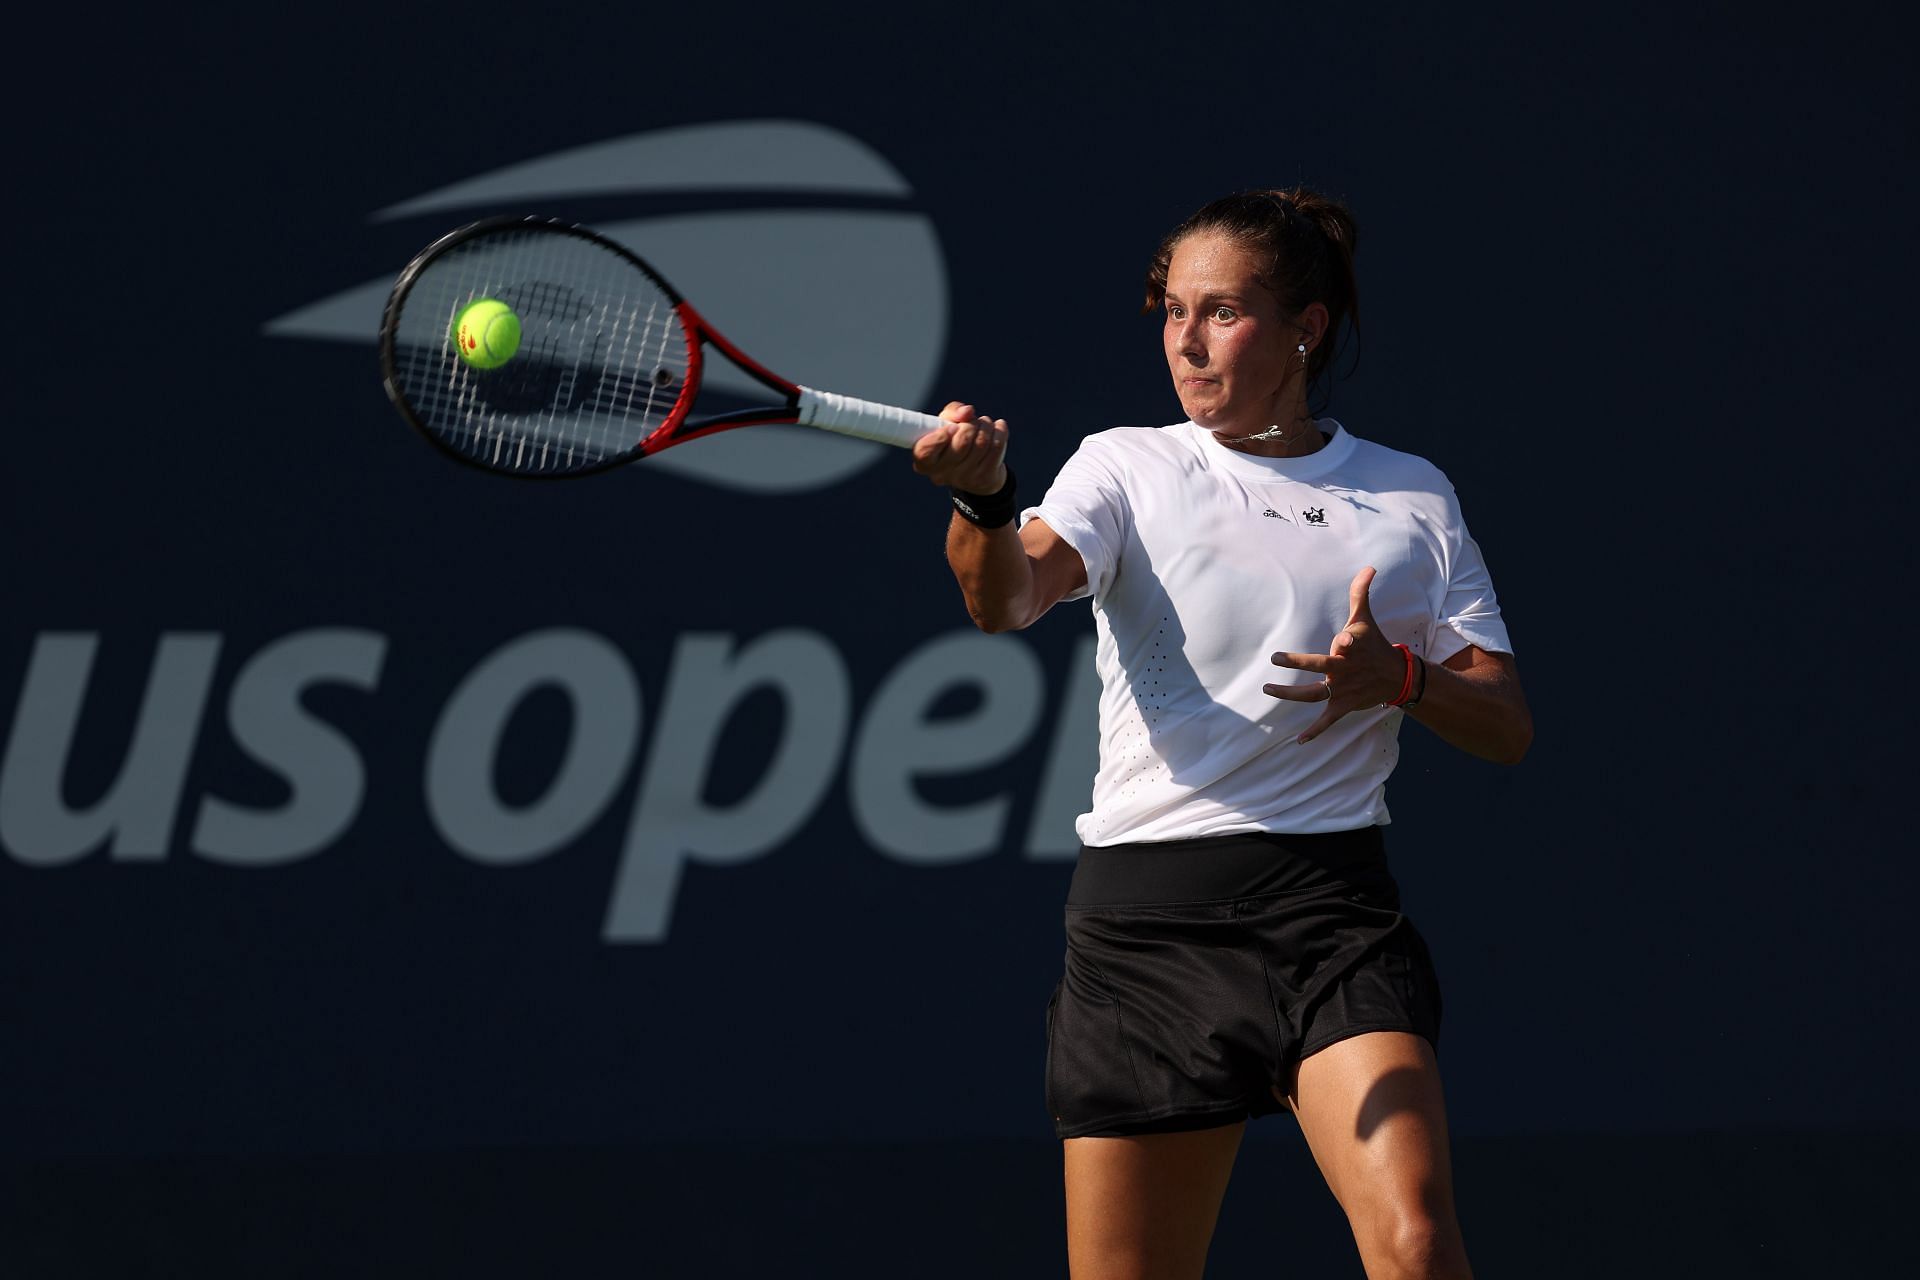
left=912, top=188, right=1530, bottom=1279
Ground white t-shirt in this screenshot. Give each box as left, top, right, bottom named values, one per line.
left=1023, top=419, right=1512, bottom=846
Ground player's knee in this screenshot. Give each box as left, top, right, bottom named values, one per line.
left=1365, top=1204, right=1468, bottom=1279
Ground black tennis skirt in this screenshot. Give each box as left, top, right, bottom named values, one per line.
left=1045, top=826, right=1442, bottom=1139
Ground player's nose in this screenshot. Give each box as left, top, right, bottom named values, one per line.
left=1172, top=315, right=1207, bottom=363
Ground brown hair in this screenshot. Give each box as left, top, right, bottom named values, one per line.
left=1143, top=187, right=1362, bottom=404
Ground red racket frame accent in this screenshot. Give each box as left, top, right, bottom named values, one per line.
left=637, top=301, right=811, bottom=455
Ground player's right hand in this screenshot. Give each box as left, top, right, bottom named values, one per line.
left=913, top=401, right=1008, bottom=495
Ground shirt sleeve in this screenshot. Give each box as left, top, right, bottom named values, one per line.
left=1019, top=433, right=1132, bottom=602
left=1425, top=482, right=1514, bottom=663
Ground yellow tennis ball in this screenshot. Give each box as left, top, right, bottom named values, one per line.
left=451, top=298, right=522, bottom=370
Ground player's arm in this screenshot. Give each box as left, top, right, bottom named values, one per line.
left=1405, top=645, right=1532, bottom=765
left=1267, top=567, right=1532, bottom=765
left=913, top=402, right=1089, bottom=633
left=946, top=514, right=1086, bottom=633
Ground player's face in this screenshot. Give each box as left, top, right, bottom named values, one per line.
left=1161, top=232, right=1299, bottom=436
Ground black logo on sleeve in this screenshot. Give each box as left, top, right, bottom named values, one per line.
left=1261, top=508, right=1291, bottom=523
left=1303, top=506, right=1327, bottom=526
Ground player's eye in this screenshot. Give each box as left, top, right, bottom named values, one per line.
left=1166, top=304, right=1185, bottom=320
left=1213, top=306, right=1236, bottom=322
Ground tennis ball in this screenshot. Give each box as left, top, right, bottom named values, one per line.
left=451, top=298, right=522, bottom=370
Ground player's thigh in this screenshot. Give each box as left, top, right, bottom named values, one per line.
left=1063, top=1123, right=1245, bottom=1280
left=1282, top=1031, right=1460, bottom=1231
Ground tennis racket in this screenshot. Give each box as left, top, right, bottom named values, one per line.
left=378, top=215, right=945, bottom=477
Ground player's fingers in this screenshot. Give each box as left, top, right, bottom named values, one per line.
left=911, top=428, right=956, bottom=477
left=924, top=411, right=1009, bottom=491
left=1270, top=650, right=1331, bottom=675
left=964, top=425, right=1007, bottom=481
left=1262, top=679, right=1333, bottom=702
left=959, top=419, right=1005, bottom=464
left=1331, top=630, right=1355, bottom=655
left=1346, top=566, right=1379, bottom=623
left=1296, top=703, right=1344, bottom=743
left=912, top=423, right=954, bottom=458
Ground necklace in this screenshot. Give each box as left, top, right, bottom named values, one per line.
left=1213, top=415, right=1320, bottom=454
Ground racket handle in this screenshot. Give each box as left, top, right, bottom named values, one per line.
left=796, top=387, right=946, bottom=449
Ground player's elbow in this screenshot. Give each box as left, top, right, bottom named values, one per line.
left=1497, top=709, right=1534, bottom=765
left=961, top=582, right=1041, bottom=633
left=967, top=602, right=1030, bottom=634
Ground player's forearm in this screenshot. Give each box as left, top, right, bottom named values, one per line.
left=1406, top=658, right=1533, bottom=765
left=947, top=513, right=1039, bottom=632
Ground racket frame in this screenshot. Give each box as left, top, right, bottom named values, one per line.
left=378, top=215, right=826, bottom=479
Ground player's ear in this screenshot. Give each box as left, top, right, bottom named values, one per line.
left=1296, top=301, right=1331, bottom=356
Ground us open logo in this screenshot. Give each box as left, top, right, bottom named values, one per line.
left=264, top=119, right=950, bottom=495
left=0, top=133, right=1095, bottom=944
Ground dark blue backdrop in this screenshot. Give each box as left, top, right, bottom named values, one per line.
left=5, top=3, right=1913, bottom=1274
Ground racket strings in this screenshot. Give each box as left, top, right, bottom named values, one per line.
left=389, top=227, right=691, bottom=475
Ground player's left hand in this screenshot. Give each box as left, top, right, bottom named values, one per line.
left=1265, top=566, right=1409, bottom=743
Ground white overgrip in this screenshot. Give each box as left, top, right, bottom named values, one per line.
left=795, top=387, right=946, bottom=448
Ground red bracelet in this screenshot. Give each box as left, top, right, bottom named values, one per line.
left=1387, top=644, right=1417, bottom=707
